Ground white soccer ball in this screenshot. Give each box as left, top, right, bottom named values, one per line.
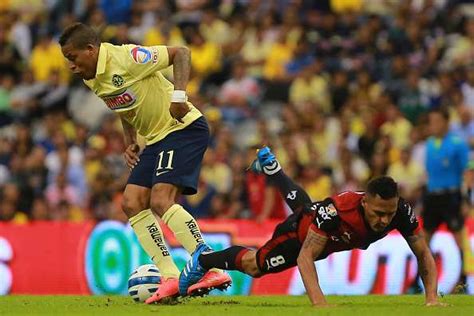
left=128, top=264, right=161, bottom=303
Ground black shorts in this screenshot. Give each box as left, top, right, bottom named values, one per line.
left=256, top=213, right=302, bottom=275
left=127, top=117, right=209, bottom=194
left=422, top=190, right=464, bottom=232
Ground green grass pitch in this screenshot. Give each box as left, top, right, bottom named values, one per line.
left=0, top=295, right=472, bottom=315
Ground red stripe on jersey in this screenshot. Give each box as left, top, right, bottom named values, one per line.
left=235, top=248, right=250, bottom=271
left=309, top=223, right=328, bottom=237
left=297, top=212, right=315, bottom=242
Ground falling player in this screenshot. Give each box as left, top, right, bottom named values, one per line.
left=179, top=147, right=447, bottom=307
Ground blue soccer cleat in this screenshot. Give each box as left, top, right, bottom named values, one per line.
left=179, top=243, right=212, bottom=296
left=249, top=146, right=281, bottom=175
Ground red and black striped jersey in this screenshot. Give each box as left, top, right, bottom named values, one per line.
left=296, top=191, right=420, bottom=260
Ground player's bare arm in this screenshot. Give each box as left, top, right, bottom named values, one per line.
left=120, top=117, right=140, bottom=169
left=167, top=46, right=191, bottom=123
left=297, top=229, right=329, bottom=307
left=406, top=231, right=446, bottom=307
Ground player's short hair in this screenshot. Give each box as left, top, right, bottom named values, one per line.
left=59, top=23, right=100, bottom=48
left=366, top=176, right=399, bottom=199
left=428, top=106, right=450, bottom=121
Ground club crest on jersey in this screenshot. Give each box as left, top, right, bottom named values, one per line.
left=112, top=74, right=124, bottom=87
left=130, top=46, right=152, bottom=64
left=101, top=89, right=137, bottom=110
left=327, top=203, right=337, bottom=216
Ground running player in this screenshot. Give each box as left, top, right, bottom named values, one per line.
left=179, top=147, right=445, bottom=307
left=59, top=23, right=230, bottom=304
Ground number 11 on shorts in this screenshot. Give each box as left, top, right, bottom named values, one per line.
left=156, top=150, right=174, bottom=176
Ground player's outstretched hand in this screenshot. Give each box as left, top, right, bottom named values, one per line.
left=124, top=144, right=140, bottom=169
left=170, top=102, right=190, bottom=123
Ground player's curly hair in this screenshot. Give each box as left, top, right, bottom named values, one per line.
left=366, top=176, right=399, bottom=199
left=59, top=22, right=100, bottom=48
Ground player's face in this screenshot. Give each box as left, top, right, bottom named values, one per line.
left=61, top=43, right=98, bottom=80
left=362, top=194, right=398, bottom=232
left=428, top=112, right=448, bottom=138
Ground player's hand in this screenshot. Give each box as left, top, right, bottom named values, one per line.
left=124, top=143, right=140, bottom=169
left=170, top=102, right=190, bottom=123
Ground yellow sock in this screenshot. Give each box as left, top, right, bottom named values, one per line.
left=161, top=204, right=204, bottom=253
left=161, top=204, right=222, bottom=274
left=129, top=209, right=179, bottom=279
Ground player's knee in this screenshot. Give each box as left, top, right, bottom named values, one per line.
left=246, top=263, right=263, bottom=278
left=122, top=194, right=148, bottom=218
left=242, top=251, right=263, bottom=277
left=248, top=268, right=263, bottom=278
left=150, top=185, right=177, bottom=216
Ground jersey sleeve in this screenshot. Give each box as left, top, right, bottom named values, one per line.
left=395, top=199, right=420, bottom=238
left=308, top=200, right=340, bottom=236
left=123, top=44, right=170, bottom=79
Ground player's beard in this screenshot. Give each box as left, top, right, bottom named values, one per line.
left=374, top=224, right=386, bottom=232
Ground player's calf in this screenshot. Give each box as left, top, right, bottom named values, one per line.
left=250, top=147, right=311, bottom=212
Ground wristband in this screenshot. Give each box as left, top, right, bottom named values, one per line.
left=171, top=90, right=187, bottom=103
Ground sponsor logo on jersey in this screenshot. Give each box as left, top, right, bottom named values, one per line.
left=287, top=190, right=297, bottom=200
left=130, top=46, right=152, bottom=64
left=341, top=231, right=352, bottom=243
left=101, top=89, right=137, bottom=110
left=151, top=47, right=159, bottom=64
left=406, top=203, right=416, bottom=223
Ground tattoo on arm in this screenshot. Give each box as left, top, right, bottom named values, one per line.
left=303, top=233, right=327, bottom=249
left=302, top=231, right=328, bottom=259
left=172, top=47, right=190, bottom=90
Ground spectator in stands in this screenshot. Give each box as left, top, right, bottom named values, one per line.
left=30, top=33, right=69, bottom=84
left=0, top=24, right=23, bottom=78
left=218, top=59, right=261, bottom=124
left=0, top=0, right=472, bottom=228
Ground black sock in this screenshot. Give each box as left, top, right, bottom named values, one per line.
left=198, top=246, right=250, bottom=272
left=267, top=170, right=312, bottom=212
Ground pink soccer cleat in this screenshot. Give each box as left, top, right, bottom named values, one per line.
left=145, top=277, right=179, bottom=304
left=187, top=271, right=232, bottom=297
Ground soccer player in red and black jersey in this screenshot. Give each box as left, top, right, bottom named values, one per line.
left=179, top=147, right=445, bottom=307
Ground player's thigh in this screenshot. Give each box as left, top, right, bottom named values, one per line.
left=126, top=144, right=157, bottom=189
left=422, top=193, right=444, bottom=233
left=122, top=184, right=151, bottom=218
left=443, top=191, right=465, bottom=232
left=270, top=213, right=300, bottom=238
left=151, top=117, right=210, bottom=196
left=241, top=250, right=261, bottom=277
left=256, top=232, right=301, bottom=275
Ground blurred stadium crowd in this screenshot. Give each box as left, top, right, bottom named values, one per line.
left=1, top=0, right=474, bottom=223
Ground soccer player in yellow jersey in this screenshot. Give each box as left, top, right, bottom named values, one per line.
left=59, top=23, right=231, bottom=303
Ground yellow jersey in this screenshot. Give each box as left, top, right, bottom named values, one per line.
left=84, top=43, right=202, bottom=145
